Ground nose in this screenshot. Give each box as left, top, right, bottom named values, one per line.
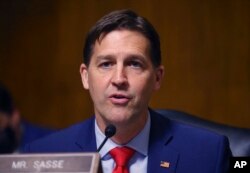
left=111, top=65, right=128, bottom=89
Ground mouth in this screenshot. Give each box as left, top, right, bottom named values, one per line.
left=109, top=94, right=131, bottom=105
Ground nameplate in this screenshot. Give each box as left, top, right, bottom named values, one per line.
left=0, top=153, right=101, bottom=173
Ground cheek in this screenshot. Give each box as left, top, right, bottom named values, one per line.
left=88, top=74, right=109, bottom=95
left=130, top=74, right=155, bottom=96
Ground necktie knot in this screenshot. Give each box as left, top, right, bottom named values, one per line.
left=109, top=146, right=135, bottom=173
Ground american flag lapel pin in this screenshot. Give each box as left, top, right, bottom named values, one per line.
left=160, top=161, right=170, bottom=168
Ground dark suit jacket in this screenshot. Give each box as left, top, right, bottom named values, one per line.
left=24, top=110, right=231, bottom=173
left=20, top=121, right=56, bottom=152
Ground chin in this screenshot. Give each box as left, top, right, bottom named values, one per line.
left=108, top=111, right=132, bottom=124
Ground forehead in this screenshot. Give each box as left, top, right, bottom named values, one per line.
left=92, top=30, right=150, bottom=57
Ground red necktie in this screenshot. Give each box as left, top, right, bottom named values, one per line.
left=109, top=146, right=135, bottom=173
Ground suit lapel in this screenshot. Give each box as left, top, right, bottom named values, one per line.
left=75, top=116, right=97, bottom=152
left=72, top=112, right=180, bottom=172
left=148, top=109, right=179, bottom=173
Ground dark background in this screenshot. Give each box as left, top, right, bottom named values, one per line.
left=0, top=0, right=249, bottom=128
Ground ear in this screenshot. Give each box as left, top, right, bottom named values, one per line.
left=154, top=65, right=164, bottom=90
left=10, top=109, right=21, bottom=128
left=80, top=63, right=89, bottom=89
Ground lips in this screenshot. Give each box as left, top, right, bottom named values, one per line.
left=109, top=93, right=131, bottom=105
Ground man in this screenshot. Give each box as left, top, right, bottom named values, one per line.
left=0, top=83, right=55, bottom=153
left=24, top=9, right=231, bottom=172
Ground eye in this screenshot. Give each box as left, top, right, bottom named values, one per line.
left=128, top=60, right=143, bottom=69
left=99, top=61, right=113, bottom=68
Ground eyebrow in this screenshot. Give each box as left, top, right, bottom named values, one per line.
left=95, top=55, right=115, bottom=61
left=96, top=53, right=147, bottom=61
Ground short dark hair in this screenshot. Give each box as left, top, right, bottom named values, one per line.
left=0, top=83, right=15, bottom=116
left=83, top=9, right=161, bottom=67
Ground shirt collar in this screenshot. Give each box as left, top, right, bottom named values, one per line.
left=95, top=111, right=151, bottom=158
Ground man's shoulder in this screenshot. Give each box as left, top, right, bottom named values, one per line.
left=150, top=109, right=229, bottom=147
left=20, top=121, right=57, bottom=150
left=149, top=110, right=231, bottom=173
left=23, top=117, right=95, bottom=153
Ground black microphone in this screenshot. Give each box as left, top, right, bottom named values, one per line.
left=97, top=124, right=116, bottom=152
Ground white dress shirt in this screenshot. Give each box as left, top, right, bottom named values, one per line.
left=95, top=113, right=151, bottom=173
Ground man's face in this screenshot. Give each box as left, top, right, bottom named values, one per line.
left=80, top=30, right=163, bottom=130
left=0, top=113, right=8, bottom=131
left=0, top=112, right=19, bottom=153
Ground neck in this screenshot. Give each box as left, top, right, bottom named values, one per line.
left=111, top=118, right=147, bottom=145
left=97, top=110, right=148, bottom=145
